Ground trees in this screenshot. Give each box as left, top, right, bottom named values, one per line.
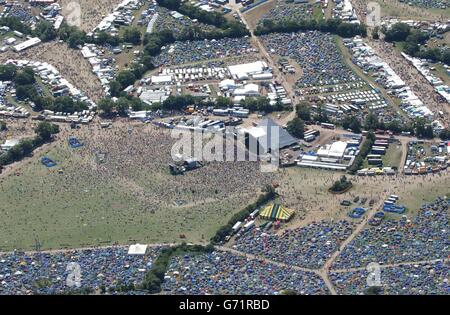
left=0, top=64, right=17, bottom=81
left=0, top=16, right=32, bottom=34
left=162, top=95, right=195, bottom=110
left=215, top=96, right=233, bottom=108
left=439, top=128, right=450, bottom=141
left=34, top=121, right=60, bottom=142
left=116, top=71, right=136, bottom=90
left=123, top=27, right=142, bottom=45
left=0, top=120, right=6, bottom=131
left=34, top=21, right=57, bottom=42
left=371, top=26, right=379, bottom=40
left=348, top=131, right=375, bottom=174
left=330, top=175, right=352, bottom=193
left=415, top=118, right=434, bottom=139
left=0, top=122, right=59, bottom=167
left=66, top=28, right=87, bottom=48
left=342, top=115, right=361, bottom=133
left=364, top=111, right=379, bottom=131
left=383, top=23, right=411, bottom=42
left=115, top=97, right=131, bottom=116
left=313, top=103, right=329, bottom=123
left=296, top=101, right=311, bottom=121
left=109, top=80, right=123, bottom=97
left=57, top=23, right=87, bottom=48
left=13, top=68, right=36, bottom=86
left=286, top=117, right=305, bottom=139
left=98, top=98, right=114, bottom=115
left=49, top=96, right=88, bottom=113
left=239, top=97, right=275, bottom=113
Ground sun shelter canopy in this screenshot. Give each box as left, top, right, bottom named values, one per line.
left=128, top=244, right=148, bottom=255
left=260, top=204, right=294, bottom=222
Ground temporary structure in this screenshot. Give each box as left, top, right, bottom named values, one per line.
left=260, top=204, right=294, bottom=222
left=128, top=244, right=148, bottom=255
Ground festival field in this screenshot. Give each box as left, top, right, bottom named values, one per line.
left=276, top=167, right=450, bottom=226
left=0, top=123, right=273, bottom=251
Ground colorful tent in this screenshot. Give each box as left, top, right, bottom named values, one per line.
left=260, top=204, right=294, bottom=222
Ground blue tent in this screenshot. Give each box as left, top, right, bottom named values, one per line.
left=41, top=157, right=57, bottom=167
left=68, top=137, right=83, bottom=148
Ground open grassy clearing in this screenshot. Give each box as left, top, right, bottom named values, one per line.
left=276, top=167, right=450, bottom=228
left=0, top=123, right=273, bottom=251
left=368, top=0, right=450, bottom=20
left=382, top=143, right=403, bottom=168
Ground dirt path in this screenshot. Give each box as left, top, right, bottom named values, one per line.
left=216, top=245, right=338, bottom=294
left=349, top=0, right=450, bottom=124
left=228, top=1, right=297, bottom=111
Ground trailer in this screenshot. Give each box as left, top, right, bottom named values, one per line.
left=320, top=122, right=335, bottom=129
left=243, top=220, right=255, bottom=230
left=250, top=209, right=259, bottom=218
left=232, top=221, right=242, bottom=233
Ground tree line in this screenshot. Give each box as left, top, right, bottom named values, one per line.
left=0, top=121, right=59, bottom=168
left=210, top=185, right=276, bottom=244
left=383, top=23, right=450, bottom=66
left=97, top=93, right=287, bottom=117
left=140, top=243, right=214, bottom=293
left=348, top=131, right=376, bottom=174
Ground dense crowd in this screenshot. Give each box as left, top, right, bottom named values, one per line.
left=234, top=220, right=355, bottom=268
left=0, top=246, right=161, bottom=294
left=161, top=250, right=329, bottom=295
left=258, top=1, right=319, bottom=25
left=330, top=260, right=450, bottom=295
left=74, top=125, right=274, bottom=210
left=151, top=37, right=255, bottom=66
left=154, top=6, right=218, bottom=39
left=332, top=197, right=449, bottom=269
left=403, top=0, right=448, bottom=9
left=261, top=31, right=361, bottom=87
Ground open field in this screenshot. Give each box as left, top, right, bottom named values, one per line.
left=276, top=167, right=450, bottom=228
left=59, top=0, right=125, bottom=32
left=352, top=0, right=450, bottom=21
left=243, top=0, right=276, bottom=30
left=0, top=122, right=274, bottom=251
left=382, top=143, right=403, bottom=168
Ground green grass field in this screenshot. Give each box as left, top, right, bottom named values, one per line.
left=0, top=134, right=263, bottom=251
left=382, top=143, right=403, bottom=168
